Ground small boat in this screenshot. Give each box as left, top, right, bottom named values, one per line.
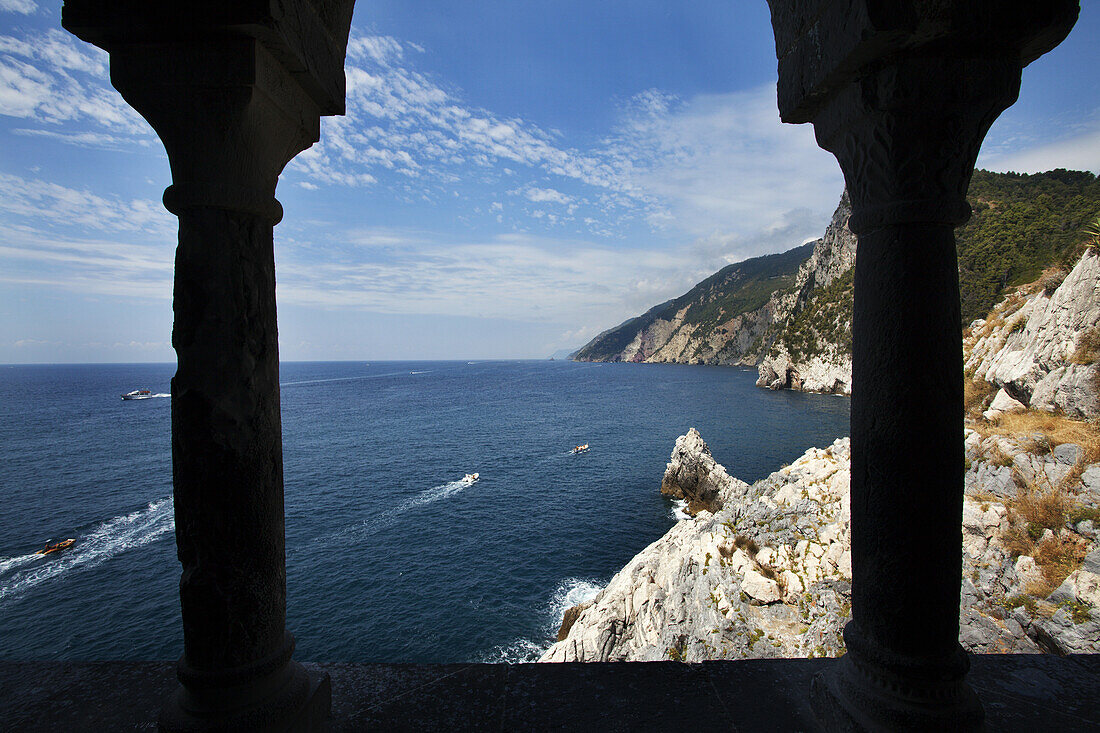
left=572, top=444, right=590, bottom=454
left=463, top=473, right=480, bottom=484
left=121, top=389, right=154, bottom=400
left=36, top=539, right=75, bottom=555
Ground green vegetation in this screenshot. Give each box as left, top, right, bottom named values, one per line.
left=771, top=267, right=854, bottom=362
left=957, top=169, right=1100, bottom=324
left=1056, top=599, right=1094, bottom=624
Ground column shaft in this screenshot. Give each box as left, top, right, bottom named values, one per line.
left=171, top=206, right=285, bottom=671
left=849, top=223, right=964, bottom=657
left=808, top=56, right=1023, bottom=731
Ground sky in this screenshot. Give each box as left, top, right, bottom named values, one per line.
left=1, top=2, right=1099, bottom=363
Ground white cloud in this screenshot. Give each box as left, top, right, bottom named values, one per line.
left=0, top=0, right=36, bottom=14
left=288, top=35, right=845, bottom=258
left=273, top=228, right=699, bottom=327
left=600, top=86, right=844, bottom=260
left=0, top=29, right=152, bottom=140
left=0, top=172, right=174, bottom=237
left=519, top=186, right=572, bottom=205
left=978, top=125, right=1100, bottom=175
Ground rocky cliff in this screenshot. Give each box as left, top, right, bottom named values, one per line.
left=573, top=244, right=811, bottom=365
left=540, top=429, right=1100, bottom=664
left=574, top=193, right=856, bottom=374
left=756, top=194, right=856, bottom=394
left=964, top=248, right=1100, bottom=420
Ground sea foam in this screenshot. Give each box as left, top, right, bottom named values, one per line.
left=0, top=497, right=174, bottom=605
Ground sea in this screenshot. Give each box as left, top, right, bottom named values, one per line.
left=0, top=360, right=850, bottom=663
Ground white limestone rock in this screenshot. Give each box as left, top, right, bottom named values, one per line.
left=542, top=429, right=1100, bottom=666
left=965, top=249, right=1100, bottom=420
left=659, top=427, right=748, bottom=513
left=742, top=569, right=782, bottom=604
left=983, top=388, right=1026, bottom=421
left=541, top=432, right=853, bottom=663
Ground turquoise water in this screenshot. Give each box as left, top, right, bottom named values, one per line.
left=0, top=360, right=849, bottom=662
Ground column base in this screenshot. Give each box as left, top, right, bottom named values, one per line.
left=810, top=626, right=983, bottom=732
left=160, top=636, right=330, bottom=732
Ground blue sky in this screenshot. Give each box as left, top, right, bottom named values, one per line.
left=1, top=2, right=1098, bottom=363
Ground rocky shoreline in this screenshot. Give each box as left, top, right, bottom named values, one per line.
left=540, top=427, right=1100, bottom=663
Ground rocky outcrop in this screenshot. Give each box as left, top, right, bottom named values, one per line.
left=756, top=354, right=852, bottom=395
left=541, top=432, right=855, bottom=663
left=659, top=428, right=744, bottom=514
left=965, top=249, right=1100, bottom=420
left=541, top=429, right=1100, bottom=664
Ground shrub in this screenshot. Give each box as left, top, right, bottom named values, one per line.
left=1069, top=506, right=1100, bottom=525
left=1070, top=326, right=1100, bottom=366
left=964, top=379, right=995, bottom=419
left=732, top=535, right=760, bottom=556
left=1056, top=599, right=1094, bottom=624
left=1039, top=267, right=1068, bottom=295
left=1003, top=594, right=1038, bottom=614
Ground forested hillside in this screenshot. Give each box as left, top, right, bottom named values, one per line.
left=958, top=169, right=1100, bottom=324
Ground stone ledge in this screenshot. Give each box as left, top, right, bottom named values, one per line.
left=2, top=655, right=1098, bottom=731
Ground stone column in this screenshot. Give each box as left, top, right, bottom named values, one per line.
left=807, top=58, right=1021, bottom=731
left=107, top=39, right=327, bottom=731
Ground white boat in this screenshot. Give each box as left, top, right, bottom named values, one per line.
left=121, top=389, right=154, bottom=400
left=572, top=444, right=589, bottom=454
left=463, top=473, right=479, bottom=484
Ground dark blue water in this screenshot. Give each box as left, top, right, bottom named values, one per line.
left=0, top=360, right=849, bottom=662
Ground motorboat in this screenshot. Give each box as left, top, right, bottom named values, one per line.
left=36, top=539, right=75, bottom=555
left=572, top=444, right=589, bottom=454
left=121, top=389, right=154, bottom=400
left=463, top=473, right=480, bottom=484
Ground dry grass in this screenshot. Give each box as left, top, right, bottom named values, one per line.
left=732, top=535, right=760, bottom=556
left=1039, top=267, right=1068, bottom=295
left=964, top=379, right=995, bottom=419
left=1002, top=521, right=1035, bottom=560
left=1016, top=486, right=1072, bottom=531
left=1028, top=534, right=1090, bottom=597
left=991, top=411, right=1100, bottom=463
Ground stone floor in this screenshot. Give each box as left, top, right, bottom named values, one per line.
left=3, top=654, right=1098, bottom=731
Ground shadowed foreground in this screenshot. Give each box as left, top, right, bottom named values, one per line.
left=3, top=655, right=1098, bottom=731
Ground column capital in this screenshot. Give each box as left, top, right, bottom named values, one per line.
left=109, top=37, right=321, bottom=224
left=811, top=56, right=1021, bottom=235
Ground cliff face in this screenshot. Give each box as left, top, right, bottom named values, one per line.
left=964, top=249, right=1100, bottom=420
left=574, top=244, right=811, bottom=365
left=540, top=429, right=1100, bottom=664
left=574, top=193, right=856, bottom=373
left=756, top=195, right=856, bottom=394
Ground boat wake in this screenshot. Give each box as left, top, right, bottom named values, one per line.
left=479, top=576, right=603, bottom=663
left=337, top=477, right=475, bottom=540
left=0, top=498, right=175, bottom=606
left=280, top=371, right=408, bottom=388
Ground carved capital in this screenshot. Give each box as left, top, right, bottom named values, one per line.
left=109, top=37, right=322, bottom=224
left=812, top=57, right=1021, bottom=235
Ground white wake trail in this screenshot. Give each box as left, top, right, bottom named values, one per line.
left=0, top=498, right=175, bottom=605
left=337, top=478, right=474, bottom=541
